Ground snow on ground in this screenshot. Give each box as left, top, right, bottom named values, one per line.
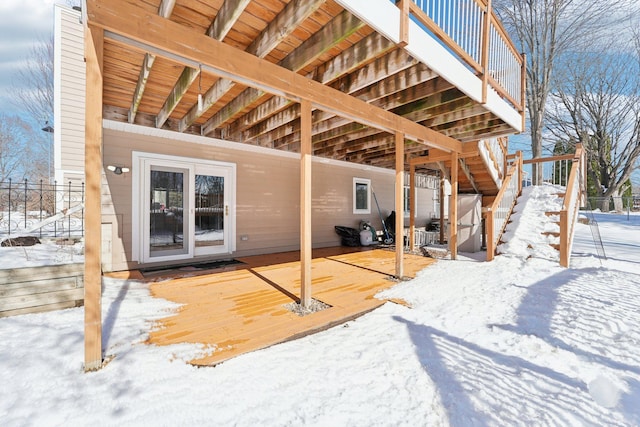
left=1, top=186, right=640, bottom=426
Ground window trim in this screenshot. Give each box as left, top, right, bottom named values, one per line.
left=353, top=177, right=371, bottom=214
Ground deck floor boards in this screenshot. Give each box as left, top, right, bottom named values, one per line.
left=145, top=248, right=435, bottom=366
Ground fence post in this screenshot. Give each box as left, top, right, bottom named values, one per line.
left=68, top=181, right=72, bottom=239
left=53, top=180, right=57, bottom=237
left=39, top=180, right=44, bottom=238
left=23, top=179, right=28, bottom=229
left=81, top=182, right=85, bottom=236
left=8, top=178, right=12, bottom=236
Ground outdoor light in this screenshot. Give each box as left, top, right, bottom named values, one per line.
left=107, top=165, right=130, bottom=175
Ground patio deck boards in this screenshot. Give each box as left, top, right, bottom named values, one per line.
left=146, top=249, right=435, bottom=366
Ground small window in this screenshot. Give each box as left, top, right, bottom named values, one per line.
left=404, top=186, right=418, bottom=217
left=353, top=177, right=371, bottom=214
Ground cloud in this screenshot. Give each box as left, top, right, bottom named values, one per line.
left=0, top=0, right=55, bottom=116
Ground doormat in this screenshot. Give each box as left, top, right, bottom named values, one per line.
left=141, top=259, right=244, bottom=277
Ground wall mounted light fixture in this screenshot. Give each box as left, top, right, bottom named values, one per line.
left=107, top=165, right=130, bottom=175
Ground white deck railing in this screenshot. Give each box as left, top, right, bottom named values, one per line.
left=397, top=0, right=524, bottom=111
left=485, top=151, right=522, bottom=261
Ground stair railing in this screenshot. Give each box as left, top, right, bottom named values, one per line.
left=484, top=150, right=522, bottom=261
left=558, top=144, right=585, bottom=267
left=520, top=144, right=585, bottom=267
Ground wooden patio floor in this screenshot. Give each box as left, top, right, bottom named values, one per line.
left=142, top=248, right=435, bottom=366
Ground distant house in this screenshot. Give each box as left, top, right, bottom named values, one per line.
left=58, top=0, right=528, bottom=369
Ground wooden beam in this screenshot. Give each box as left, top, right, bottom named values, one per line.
left=227, top=49, right=418, bottom=139
left=83, top=24, right=104, bottom=372
left=240, top=64, right=438, bottom=143
left=156, top=66, right=199, bottom=128
left=89, top=0, right=462, bottom=152
left=206, top=31, right=395, bottom=136
left=267, top=77, right=458, bottom=153
left=395, top=132, right=405, bottom=278
left=127, top=0, right=176, bottom=123
left=458, top=158, right=479, bottom=193
left=449, top=151, right=458, bottom=260
left=129, top=53, right=155, bottom=123
left=207, top=0, right=251, bottom=41
left=439, top=173, right=445, bottom=244
left=157, top=0, right=176, bottom=19
left=300, top=100, right=312, bottom=308
left=409, top=163, right=415, bottom=250
left=160, top=0, right=251, bottom=130
left=181, top=0, right=326, bottom=132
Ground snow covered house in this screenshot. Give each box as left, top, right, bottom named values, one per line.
left=56, top=0, right=538, bottom=368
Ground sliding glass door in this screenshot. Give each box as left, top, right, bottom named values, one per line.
left=134, top=153, right=235, bottom=264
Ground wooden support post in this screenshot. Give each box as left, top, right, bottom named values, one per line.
left=449, top=151, right=458, bottom=260
left=485, top=209, right=494, bottom=261
left=409, top=164, right=415, bottom=251
left=300, top=100, right=312, bottom=307
left=480, top=0, right=492, bottom=104
left=439, top=175, right=445, bottom=244
left=84, top=24, right=104, bottom=371
left=395, top=132, right=405, bottom=278
left=559, top=210, right=569, bottom=267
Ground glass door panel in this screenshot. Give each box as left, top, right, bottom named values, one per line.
left=149, top=167, right=189, bottom=258
left=195, top=174, right=225, bottom=248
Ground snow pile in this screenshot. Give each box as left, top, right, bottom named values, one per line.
left=1, top=200, right=640, bottom=425
left=0, top=239, right=84, bottom=268
left=497, top=184, right=564, bottom=260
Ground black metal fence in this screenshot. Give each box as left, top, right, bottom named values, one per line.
left=0, top=179, right=85, bottom=239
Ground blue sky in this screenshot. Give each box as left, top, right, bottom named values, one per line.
left=0, top=0, right=56, bottom=117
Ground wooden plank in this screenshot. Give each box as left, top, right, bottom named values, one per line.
left=88, top=0, right=463, bottom=152
left=181, top=0, right=326, bottom=131
left=208, top=30, right=395, bottom=136
left=156, top=66, right=199, bottom=128
left=300, top=100, right=312, bottom=307
left=0, top=300, right=82, bottom=318
left=145, top=250, right=435, bottom=366
left=1, top=288, right=84, bottom=312
left=0, top=263, right=84, bottom=283
left=84, top=23, right=104, bottom=371
left=164, top=0, right=251, bottom=130
left=395, top=131, right=405, bottom=278
left=128, top=0, right=176, bottom=123
left=207, top=0, right=252, bottom=41
left=0, top=276, right=82, bottom=299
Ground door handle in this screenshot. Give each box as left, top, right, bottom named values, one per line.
left=225, top=205, right=229, bottom=216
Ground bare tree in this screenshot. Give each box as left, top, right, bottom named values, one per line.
left=12, top=34, right=54, bottom=127
left=546, top=47, right=640, bottom=211
left=0, top=115, right=45, bottom=182
left=493, top=0, right=627, bottom=182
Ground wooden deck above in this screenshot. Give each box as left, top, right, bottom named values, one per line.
left=144, top=248, right=435, bottom=366
left=87, top=0, right=524, bottom=170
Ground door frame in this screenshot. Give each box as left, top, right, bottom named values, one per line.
left=132, top=151, right=236, bottom=263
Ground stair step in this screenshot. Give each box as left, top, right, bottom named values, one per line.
left=550, top=243, right=560, bottom=251
left=545, top=211, right=560, bottom=217
left=542, top=231, right=560, bottom=237
left=556, top=192, right=566, bottom=198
